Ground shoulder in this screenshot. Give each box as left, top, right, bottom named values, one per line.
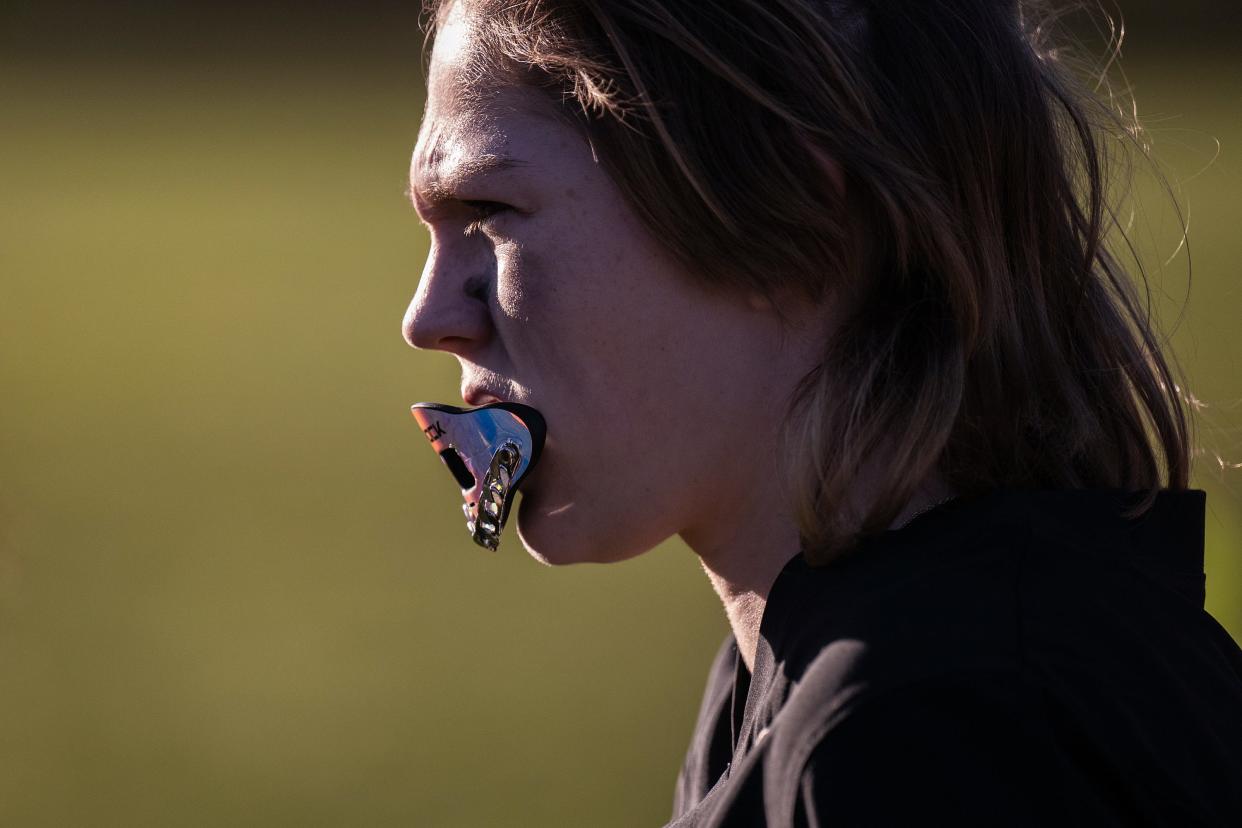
left=761, top=633, right=1242, bottom=827
left=783, top=665, right=1242, bottom=827
left=754, top=560, right=1242, bottom=823
left=784, top=673, right=1085, bottom=827
left=755, top=663, right=1037, bottom=825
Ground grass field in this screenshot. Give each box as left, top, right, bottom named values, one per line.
left=1, top=48, right=1239, bottom=827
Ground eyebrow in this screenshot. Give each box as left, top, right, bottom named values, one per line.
left=405, top=153, right=529, bottom=213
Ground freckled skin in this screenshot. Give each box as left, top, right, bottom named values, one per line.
left=403, top=1, right=829, bottom=567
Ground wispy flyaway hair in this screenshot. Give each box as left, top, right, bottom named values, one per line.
left=420, top=0, right=1193, bottom=563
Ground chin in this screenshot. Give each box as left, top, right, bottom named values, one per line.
left=513, top=493, right=657, bottom=566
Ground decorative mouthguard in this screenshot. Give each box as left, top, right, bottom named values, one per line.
left=410, top=402, right=547, bottom=551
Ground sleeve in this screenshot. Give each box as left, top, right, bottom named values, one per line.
left=792, top=681, right=1051, bottom=827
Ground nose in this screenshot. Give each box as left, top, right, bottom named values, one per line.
left=402, top=243, right=492, bottom=354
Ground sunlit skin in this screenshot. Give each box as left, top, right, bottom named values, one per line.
left=402, top=0, right=951, bottom=670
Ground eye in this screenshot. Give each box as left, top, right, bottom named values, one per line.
left=461, top=200, right=511, bottom=235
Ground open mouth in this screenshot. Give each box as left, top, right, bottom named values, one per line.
left=410, top=401, right=547, bottom=552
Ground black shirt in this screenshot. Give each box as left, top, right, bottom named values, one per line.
left=667, top=488, right=1242, bottom=826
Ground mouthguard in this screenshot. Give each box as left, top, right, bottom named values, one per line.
left=410, top=401, right=547, bottom=551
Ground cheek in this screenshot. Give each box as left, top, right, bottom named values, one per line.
left=500, top=237, right=748, bottom=561
left=493, top=233, right=631, bottom=389
left=491, top=239, right=535, bottom=325
left=493, top=212, right=731, bottom=471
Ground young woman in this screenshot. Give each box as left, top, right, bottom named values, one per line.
left=402, top=0, right=1242, bottom=824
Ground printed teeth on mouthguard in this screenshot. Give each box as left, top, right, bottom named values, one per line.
left=468, top=444, right=519, bottom=550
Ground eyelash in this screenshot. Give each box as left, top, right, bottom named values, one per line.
left=462, top=200, right=510, bottom=235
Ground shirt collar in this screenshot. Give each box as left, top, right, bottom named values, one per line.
left=731, top=487, right=1207, bottom=761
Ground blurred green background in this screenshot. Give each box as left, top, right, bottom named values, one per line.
left=1, top=2, right=1238, bottom=826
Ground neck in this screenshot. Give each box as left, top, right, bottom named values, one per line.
left=688, top=476, right=956, bottom=673
left=690, top=521, right=798, bottom=677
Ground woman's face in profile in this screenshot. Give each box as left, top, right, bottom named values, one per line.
left=403, top=1, right=820, bottom=565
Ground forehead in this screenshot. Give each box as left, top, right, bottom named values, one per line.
left=411, top=14, right=576, bottom=201
left=410, top=91, right=555, bottom=210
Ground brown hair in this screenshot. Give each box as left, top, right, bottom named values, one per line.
left=420, top=0, right=1193, bottom=563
